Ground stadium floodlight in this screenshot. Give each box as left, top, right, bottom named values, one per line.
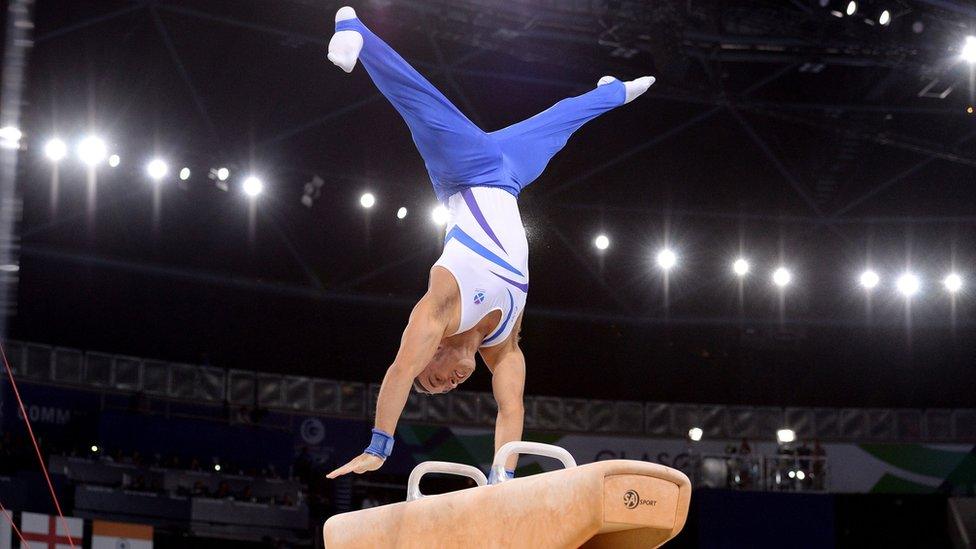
left=242, top=175, right=264, bottom=198
left=179, top=167, right=191, bottom=181
left=77, top=135, right=107, bottom=166
left=688, top=427, right=703, bottom=442
left=944, top=273, right=963, bottom=293
left=859, top=269, right=880, bottom=290
left=656, top=248, right=677, bottom=270
left=594, top=234, right=610, bottom=251
left=146, top=159, right=169, bottom=181
left=776, top=428, right=796, bottom=444
left=216, top=167, right=230, bottom=181
left=108, top=154, right=120, bottom=168
left=360, top=192, right=376, bottom=209
left=963, top=36, right=976, bottom=63
left=896, top=272, right=920, bottom=297
left=772, top=267, right=792, bottom=288
left=431, top=204, right=449, bottom=226
left=44, top=138, right=67, bottom=162
left=397, top=206, right=408, bottom=219
left=733, top=258, right=750, bottom=277
left=0, top=126, right=21, bottom=149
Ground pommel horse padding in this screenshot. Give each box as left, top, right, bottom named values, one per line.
left=323, top=442, right=691, bottom=549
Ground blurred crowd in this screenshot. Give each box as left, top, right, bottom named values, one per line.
left=716, top=438, right=828, bottom=492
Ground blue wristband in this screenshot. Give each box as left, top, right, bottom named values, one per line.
left=488, top=467, right=516, bottom=483
left=364, top=428, right=394, bottom=459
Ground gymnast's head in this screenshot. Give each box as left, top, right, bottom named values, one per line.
left=413, top=341, right=476, bottom=395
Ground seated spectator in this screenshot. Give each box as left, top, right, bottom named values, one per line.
left=241, top=485, right=255, bottom=503
left=192, top=480, right=209, bottom=497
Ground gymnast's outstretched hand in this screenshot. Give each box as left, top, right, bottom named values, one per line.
left=326, top=452, right=384, bottom=479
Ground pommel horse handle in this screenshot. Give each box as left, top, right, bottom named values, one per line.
left=489, top=441, right=577, bottom=484
left=406, top=461, right=488, bottom=501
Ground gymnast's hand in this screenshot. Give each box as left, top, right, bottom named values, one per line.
left=326, top=453, right=385, bottom=479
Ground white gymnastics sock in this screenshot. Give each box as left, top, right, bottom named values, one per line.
left=328, top=6, right=363, bottom=73
left=598, top=75, right=656, bottom=104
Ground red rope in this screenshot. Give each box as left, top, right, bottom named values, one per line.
left=0, top=342, right=76, bottom=549
left=0, top=499, right=30, bottom=548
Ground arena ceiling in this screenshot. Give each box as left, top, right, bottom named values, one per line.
left=10, top=0, right=976, bottom=408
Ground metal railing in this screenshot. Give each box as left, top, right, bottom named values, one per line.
left=3, top=340, right=975, bottom=443
left=693, top=453, right=829, bottom=492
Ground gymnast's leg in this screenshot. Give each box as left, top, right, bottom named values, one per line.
left=491, top=76, right=654, bottom=191
left=327, top=7, right=492, bottom=195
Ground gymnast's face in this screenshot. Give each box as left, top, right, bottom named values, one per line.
left=415, top=344, right=476, bottom=394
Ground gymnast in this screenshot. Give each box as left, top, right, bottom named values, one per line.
left=325, top=6, right=654, bottom=481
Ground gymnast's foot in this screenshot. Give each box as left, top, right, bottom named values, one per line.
left=598, top=75, right=655, bottom=104
left=328, top=6, right=363, bottom=73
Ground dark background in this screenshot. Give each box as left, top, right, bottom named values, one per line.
left=10, top=0, right=976, bottom=408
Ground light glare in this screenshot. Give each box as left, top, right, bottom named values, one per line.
left=963, top=36, right=976, bottom=63
left=179, top=167, right=191, bottom=181
left=845, top=1, right=857, bottom=16
left=879, top=9, right=891, bottom=26
left=431, top=204, right=449, bottom=226
left=776, top=428, right=796, bottom=444
left=944, top=273, right=963, bottom=293
left=216, top=167, right=230, bottom=181
left=77, top=136, right=107, bottom=166
left=146, top=159, right=169, bottom=181
left=594, top=234, right=610, bottom=251
left=44, top=138, right=67, bottom=162
left=896, top=273, right=920, bottom=297
left=360, top=192, right=376, bottom=209
left=0, top=126, right=22, bottom=148
left=242, top=176, right=264, bottom=197
left=688, top=427, right=703, bottom=442
left=397, top=206, right=408, bottom=219
left=656, top=249, right=677, bottom=270
left=108, top=154, right=120, bottom=168
left=733, top=258, right=750, bottom=276
left=772, top=267, right=792, bottom=287
left=859, top=269, right=880, bottom=289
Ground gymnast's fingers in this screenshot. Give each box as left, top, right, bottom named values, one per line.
left=326, top=459, right=359, bottom=479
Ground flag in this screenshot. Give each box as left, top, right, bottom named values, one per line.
left=92, top=520, right=153, bottom=549
left=20, top=512, right=82, bottom=549
left=0, top=511, right=11, bottom=549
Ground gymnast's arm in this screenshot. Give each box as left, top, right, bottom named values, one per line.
left=481, top=314, right=526, bottom=473
left=326, top=268, right=459, bottom=479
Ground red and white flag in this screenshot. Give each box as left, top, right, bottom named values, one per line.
left=20, top=512, right=83, bottom=549
left=92, top=520, right=153, bottom=549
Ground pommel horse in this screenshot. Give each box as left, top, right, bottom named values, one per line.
left=324, top=441, right=691, bottom=548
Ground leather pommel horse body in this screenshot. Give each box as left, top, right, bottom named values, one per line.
left=323, top=442, right=691, bottom=548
